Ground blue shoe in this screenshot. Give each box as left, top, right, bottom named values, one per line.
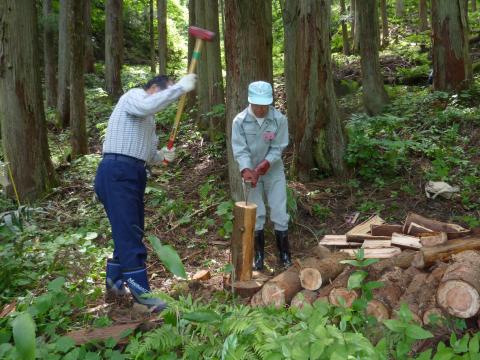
left=106, top=259, right=128, bottom=299
left=123, top=267, right=167, bottom=312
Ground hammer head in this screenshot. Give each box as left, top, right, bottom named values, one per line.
left=189, top=26, right=215, bottom=41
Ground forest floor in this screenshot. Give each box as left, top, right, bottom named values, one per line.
left=1, top=64, right=480, bottom=357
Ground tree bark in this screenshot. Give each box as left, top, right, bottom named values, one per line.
left=396, top=0, right=404, bottom=17
left=380, top=0, right=389, bottom=47
left=284, top=0, right=347, bottom=181
left=156, top=0, right=167, bottom=75
left=186, top=0, right=197, bottom=114
left=69, top=0, right=88, bottom=157
left=358, top=0, right=389, bottom=115
left=149, top=0, right=156, bottom=73
left=225, top=0, right=273, bottom=201
left=340, top=0, right=351, bottom=55
left=43, top=0, right=57, bottom=108
left=0, top=0, right=56, bottom=201
left=231, top=202, right=257, bottom=281
left=105, top=0, right=124, bottom=101
left=419, top=0, right=429, bottom=31
left=403, top=212, right=470, bottom=239
left=194, top=0, right=210, bottom=131
left=57, top=0, right=71, bottom=128
left=84, top=0, right=95, bottom=73
left=431, top=0, right=472, bottom=91
left=261, top=266, right=301, bottom=307
left=472, top=0, right=477, bottom=12
left=352, top=0, right=360, bottom=53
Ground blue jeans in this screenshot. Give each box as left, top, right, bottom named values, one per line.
left=94, top=154, right=147, bottom=269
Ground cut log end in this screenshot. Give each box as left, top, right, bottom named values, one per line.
left=329, top=287, right=358, bottom=307
left=261, top=282, right=286, bottom=308
left=299, top=268, right=322, bottom=291
left=437, top=280, right=480, bottom=318
left=290, top=290, right=318, bottom=309
left=422, top=308, right=445, bottom=325
left=250, top=291, right=264, bottom=307
left=367, top=300, right=390, bottom=321
left=224, top=279, right=264, bottom=298
left=234, top=201, right=258, bottom=210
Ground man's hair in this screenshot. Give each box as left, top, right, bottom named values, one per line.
left=143, top=75, right=171, bottom=90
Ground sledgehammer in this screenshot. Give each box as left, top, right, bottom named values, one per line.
left=163, top=26, right=215, bottom=165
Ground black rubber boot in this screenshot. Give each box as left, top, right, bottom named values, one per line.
left=275, top=230, right=292, bottom=268
left=253, top=230, right=265, bottom=270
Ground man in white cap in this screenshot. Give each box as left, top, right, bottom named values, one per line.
left=231, top=81, right=291, bottom=269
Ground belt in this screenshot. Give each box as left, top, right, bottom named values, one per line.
left=103, top=153, right=146, bottom=166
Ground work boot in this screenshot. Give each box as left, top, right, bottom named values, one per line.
left=105, top=259, right=128, bottom=302
left=253, top=230, right=265, bottom=271
left=275, top=230, right=292, bottom=268
left=123, top=267, right=167, bottom=313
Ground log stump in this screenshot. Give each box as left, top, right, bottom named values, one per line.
left=231, top=201, right=257, bottom=281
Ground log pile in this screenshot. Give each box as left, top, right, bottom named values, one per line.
left=248, top=212, right=480, bottom=325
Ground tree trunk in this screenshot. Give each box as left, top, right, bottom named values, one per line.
left=358, top=0, right=389, bottom=115
left=431, top=0, right=472, bottom=91
left=194, top=0, right=210, bottom=131
left=156, top=0, right=167, bottom=75
left=396, top=0, right=404, bottom=17
left=419, top=0, right=429, bottom=31
left=205, top=0, right=225, bottom=138
left=43, top=0, right=57, bottom=108
left=284, top=0, right=347, bottom=181
left=0, top=0, right=56, bottom=201
left=149, top=0, right=155, bottom=73
left=472, top=0, right=477, bottom=12
left=352, top=0, right=360, bottom=53
left=57, top=0, right=71, bottom=128
left=69, top=0, right=88, bottom=157
left=380, top=0, right=389, bottom=47
left=186, top=0, right=197, bottom=114
left=84, top=0, right=95, bottom=73
left=219, top=0, right=226, bottom=39
left=105, top=0, right=124, bottom=101
left=340, top=0, right=351, bottom=55
left=225, top=0, right=273, bottom=201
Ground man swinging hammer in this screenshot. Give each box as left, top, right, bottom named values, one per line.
left=231, top=81, right=292, bottom=270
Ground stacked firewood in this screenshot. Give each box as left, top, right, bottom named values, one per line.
left=250, top=212, right=480, bottom=324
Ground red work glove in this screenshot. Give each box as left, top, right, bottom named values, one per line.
left=254, top=160, right=270, bottom=176
left=241, top=168, right=258, bottom=187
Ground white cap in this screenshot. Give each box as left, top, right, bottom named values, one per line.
left=248, top=81, right=273, bottom=105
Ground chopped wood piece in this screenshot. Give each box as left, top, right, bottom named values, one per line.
left=192, top=270, right=211, bottom=281
left=250, top=291, right=264, bottom=307
left=319, top=235, right=361, bottom=247
left=346, top=215, right=389, bottom=242
left=407, top=222, right=434, bottom=236
left=419, top=232, right=448, bottom=247
left=391, top=232, right=422, bottom=249
left=362, top=240, right=391, bottom=248
left=329, top=287, right=358, bottom=307
left=224, top=278, right=265, bottom=298
left=231, top=202, right=257, bottom=281
left=367, top=300, right=390, bottom=320
left=403, top=213, right=470, bottom=239
left=261, top=266, right=302, bottom=307
left=436, top=250, right=480, bottom=318
left=0, top=301, right=16, bottom=318
left=342, top=247, right=402, bottom=258
left=291, top=290, right=318, bottom=309
left=299, top=253, right=350, bottom=291
left=371, top=224, right=403, bottom=237
left=67, top=321, right=143, bottom=345
left=412, top=237, right=480, bottom=269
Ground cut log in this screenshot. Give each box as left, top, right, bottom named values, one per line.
left=436, top=250, right=480, bottom=318
left=369, top=250, right=417, bottom=276
left=391, top=232, right=422, bottom=249
left=362, top=240, right=391, bottom=248
left=367, top=300, right=390, bottom=320
left=346, top=215, right=389, bottom=242
left=299, top=252, right=350, bottom=291
left=291, top=290, right=318, bottom=308
left=342, top=247, right=402, bottom=258
left=261, top=266, right=302, bottom=307
left=224, top=278, right=265, bottom=298
left=319, top=235, right=362, bottom=247
left=192, top=270, right=211, bottom=281
left=407, top=222, right=434, bottom=236
left=373, top=268, right=408, bottom=311
left=419, top=232, right=448, bottom=247
left=422, top=307, right=445, bottom=325
left=371, top=224, right=403, bottom=237
left=311, top=245, right=332, bottom=259
left=403, top=213, right=470, bottom=239
left=317, top=266, right=353, bottom=298
left=250, top=291, right=264, bottom=307
left=231, top=201, right=257, bottom=281
left=329, top=287, right=358, bottom=307
left=412, top=237, right=480, bottom=269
